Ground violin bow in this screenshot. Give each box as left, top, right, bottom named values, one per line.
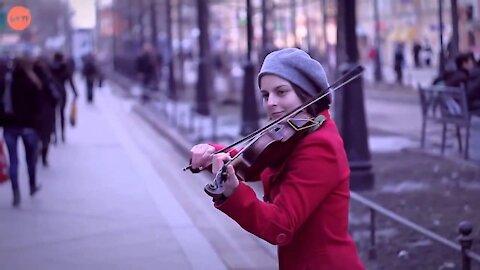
left=183, top=65, right=365, bottom=172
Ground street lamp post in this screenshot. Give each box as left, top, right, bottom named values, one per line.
left=450, top=0, right=459, bottom=58
left=322, top=0, right=328, bottom=54
left=112, top=0, right=117, bottom=70
left=240, top=0, right=259, bottom=136
left=166, top=0, right=177, bottom=100
left=261, top=0, right=269, bottom=53
left=335, top=0, right=374, bottom=191
left=177, top=0, right=185, bottom=91
left=290, top=0, right=296, bottom=46
left=260, top=0, right=274, bottom=64
left=138, top=0, right=145, bottom=46
left=373, top=0, right=383, bottom=82
left=150, top=0, right=158, bottom=48
left=438, top=0, right=446, bottom=74
left=195, top=0, right=210, bottom=115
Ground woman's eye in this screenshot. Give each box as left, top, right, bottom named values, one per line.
left=261, top=93, right=269, bottom=100
left=277, top=90, right=287, bottom=95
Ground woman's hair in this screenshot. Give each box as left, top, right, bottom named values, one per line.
left=291, top=83, right=331, bottom=117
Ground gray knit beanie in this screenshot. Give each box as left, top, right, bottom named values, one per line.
left=258, top=48, right=329, bottom=97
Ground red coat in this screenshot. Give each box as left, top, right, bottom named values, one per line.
left=212, top=110, right=365, bottom=270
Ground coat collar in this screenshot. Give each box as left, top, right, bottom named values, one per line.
left=262, top=109, right=331, bottom=202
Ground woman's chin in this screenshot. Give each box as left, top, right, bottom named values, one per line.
left=269, top=116, right=283, bottom=122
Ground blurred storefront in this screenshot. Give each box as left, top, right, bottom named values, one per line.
left=357, top=0, right=479, bottom=66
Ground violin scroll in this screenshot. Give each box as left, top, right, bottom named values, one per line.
left=204, top=165, right=228, bottom=200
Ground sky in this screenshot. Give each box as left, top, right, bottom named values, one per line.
left=69, top=0, right=95, bottom=29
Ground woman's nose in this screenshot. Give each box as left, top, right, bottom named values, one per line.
left=266, top=95, right=277, bottom=106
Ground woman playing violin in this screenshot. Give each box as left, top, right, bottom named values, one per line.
left=189, top=48, right=365, bottom=270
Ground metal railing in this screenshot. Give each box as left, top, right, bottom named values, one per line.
left=350, top=192, right=480, bottom=269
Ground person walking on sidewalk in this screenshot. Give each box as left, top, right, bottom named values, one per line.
left=413, top=41, right=422, bottom=68
left=81, top=52, right=102, bottom=104
left=50, top=52, right=78, bottom=143
left=394, top=43, right=405, bottom=85
left=0, top=55, right=43, bottom=207
left=33, top=57, right=61, bottom=167
left=135, top=42, right=162, bottom=102
left=189, top=48, right=365, bottom=270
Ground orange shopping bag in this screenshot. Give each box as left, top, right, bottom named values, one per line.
left=0, top=138, right=9, bottom=184
left=69, top=99, right=77, bottom=127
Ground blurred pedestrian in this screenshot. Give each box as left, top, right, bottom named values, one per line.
left=135, top=43, right=162, bottom=102
left=467, top=57, right=480, bottom=110
left=442, top=53, right=475, bottom=87
left=188, top=48, right=365, bottom=270
left=50, top=52, right=78, bottom=143
left=423, top=40, right=433, bottom=67
left=33, top=57, right=60, bottom=167
left=81, top=52, right=102, bottom=104
left=394, top=43, right=405, bottom=85
left=413, top=41, right=422, bottom=68
left=1, top=56, right=42, bottom=207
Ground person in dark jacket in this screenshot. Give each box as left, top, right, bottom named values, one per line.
left=81, top=53, right=102, bottom=103
left=445, top=53, right=475, bottom=87
left=135, top=43, right=161, bottom=102
left=413, top=41, right=422, bottom=68
left=34, top=57, right=60, bottom=167
left=50, top=52, right=78, bottom=143
left=2, top=56, right=43, bottom=207
left=463, top=56, right=480, bottom=110
left=393, top=43, right=405, bottom=85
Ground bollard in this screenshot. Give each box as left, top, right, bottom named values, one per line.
left=458, top=221, right=473, bottom=270
left=368, top=208, right=377, bottom=260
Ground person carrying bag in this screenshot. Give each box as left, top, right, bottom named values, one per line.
left=0, top=134, right=9, bottom=184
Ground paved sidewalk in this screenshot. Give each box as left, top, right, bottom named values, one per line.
left=0, top=79, right=230, bottom=270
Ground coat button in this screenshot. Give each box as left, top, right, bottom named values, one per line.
left=276, top=233, right=287, bottom=244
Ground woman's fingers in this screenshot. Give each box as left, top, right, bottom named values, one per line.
left=212, top=153, right=231, bottom=173
left=223, top=165, right=239, bottom=197
left=226, top=164, right=235, bottom=175
left=190, top=144, right=215, bottom=169
left=225, top=165, right=238, bottom=187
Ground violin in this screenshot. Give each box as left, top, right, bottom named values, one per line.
left=183, top=65, right=365, bottom=200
